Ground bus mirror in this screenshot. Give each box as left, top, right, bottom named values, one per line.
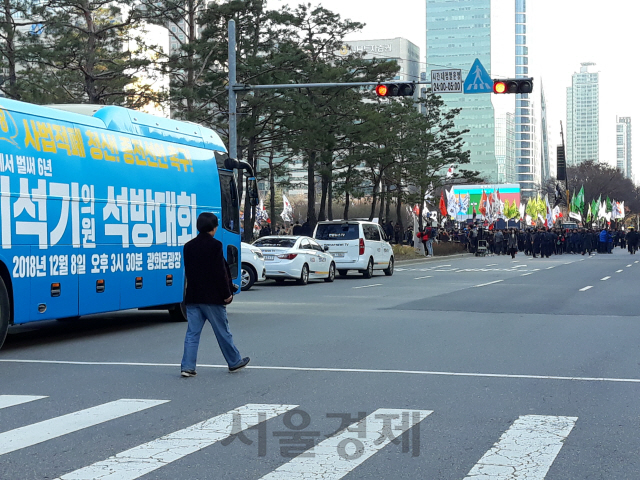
left=247, top=177, right=259, bottom=206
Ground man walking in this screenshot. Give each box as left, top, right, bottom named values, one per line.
left=181, top=212, right=250, bottom=377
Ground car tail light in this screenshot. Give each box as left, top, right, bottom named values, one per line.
left=359, top=238, right=365, bottom=255
left=277, top=253, right=298, bottom=260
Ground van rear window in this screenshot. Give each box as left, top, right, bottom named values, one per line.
left=315, top=223, right=359, bottom=240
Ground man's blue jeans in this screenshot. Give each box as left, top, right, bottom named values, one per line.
left=181, top=304, right=242, bottom=371
left=425, top=239, right=434, bottom=256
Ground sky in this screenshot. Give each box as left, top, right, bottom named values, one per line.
left=270, top=0, right=640, bottom=180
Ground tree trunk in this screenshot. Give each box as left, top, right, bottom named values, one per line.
left=328, top=179, right=333, bottom=220
left=378, top=182, right=386, bottom=223
left=307, top=150, right=317, bottom=228
left=396, top=194, right=403, bottom=232
left=268, top=147, right=276, bottom=228
left=343, top=190, right=350, bottom=220
left=369, top=179, right=379, bottom=221
left=318, top=171, right=328, bottom=221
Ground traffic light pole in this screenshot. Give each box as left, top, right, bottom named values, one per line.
left=227, top=19, right=430, bottom=160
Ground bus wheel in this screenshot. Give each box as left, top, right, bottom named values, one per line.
left=169, top=303, right=187, bottom=322
left=0, top=277, right=10, bottom=350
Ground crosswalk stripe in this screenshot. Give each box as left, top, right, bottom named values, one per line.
left=0, top=399, right=167, bottom=457
left=463, top=414, right=577, bottom=480
left=259, top=408, right=432, bottom=480
left=0, top=395, right=47, bottom=410
left=56, top=403, right=297, bottom=480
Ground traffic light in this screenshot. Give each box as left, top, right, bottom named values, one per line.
left=492, top=78, right=534, bottom=94
left=375, top=83, right=415, bottom=97
left=556, top=145, right=566, bottom=181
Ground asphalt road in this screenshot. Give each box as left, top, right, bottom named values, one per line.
left=1, top=248, right=639, bottom=479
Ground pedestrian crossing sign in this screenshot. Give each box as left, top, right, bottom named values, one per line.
left=464, top=58, right=492, bottom=94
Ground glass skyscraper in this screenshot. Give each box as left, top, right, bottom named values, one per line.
left=616, top=117, right=632, bottom=180
left=514, top=0, right=537, bottom=197
left=426, top=0, right=496, bottom=182
left=566, top=63, right=599, bottom=166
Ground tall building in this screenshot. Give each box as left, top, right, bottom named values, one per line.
left=566, top=63, right=600, bottom=166
left=514, top=0, right=538, bottom=197
left=616, top=117, right=632, bottom=179
left=338, top=38, right=421, bottom=101
left=540, top=81, right=551, bottom=184
left=496, top=112, right=515, bottom=183
left=426, top=0, right=496, bottom=182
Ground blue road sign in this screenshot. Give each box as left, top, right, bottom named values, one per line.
left=463, top=58, right=492, bottom=94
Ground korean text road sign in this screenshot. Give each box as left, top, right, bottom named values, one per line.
left=431, top=69, right=462, bottom=94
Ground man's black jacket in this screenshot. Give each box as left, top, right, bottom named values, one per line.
left=183, top=232, right=234, bottom=305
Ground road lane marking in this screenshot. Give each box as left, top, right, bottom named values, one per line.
left=546, top=266, right=555, bottom=269
left=486, top=264, right=497, bottom=266
left=579, top=286, right=593, bottom=291
left=4, top=359, right=640, bottom=384
left=259, top=409, right=433, bottom=480
left=414, top=276, right=432, bottom=280
left=635, top=261, right=639, bottom=264
left=521, top=273, right=533, bottom=276
left=601, top=276, right=611, bottom=281
left=56, top=404, right=297, bottom=480
left=627, top=264, right=632, bottom=267
left=0, top=399, right=168, bottom=457
left=352, top=284, right=382, bottom=289
left=463, top=415, right=577, bottom=480
left=0, top=395, right=47, bottom=410
left=474, top=280, right=504, bottom=288
left=564, top=262, right=572, bottom=265
left=513, top=264, right=527, bottom=268
left=616, top=270, right=623, bottom=273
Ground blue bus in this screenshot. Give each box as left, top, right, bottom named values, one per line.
left=0, top=98, right=257, bottom=349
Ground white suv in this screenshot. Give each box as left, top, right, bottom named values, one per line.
left=313, top=221, right=394, bottom=278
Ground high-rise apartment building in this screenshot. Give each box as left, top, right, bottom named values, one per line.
left=426, top=0, right=496, bottom=182
left=566, top=63, right=599, bottom=166
left=616, top=117, right=632, bottom=179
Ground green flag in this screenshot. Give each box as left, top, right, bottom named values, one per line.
left=606, top=197, right=612, bottom=213
left=591, top=199, right=598, bottom=222
left=577, top=186, right=585, bottom=214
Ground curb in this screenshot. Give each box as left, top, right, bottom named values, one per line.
left=395, top=253, right=472, bottom=265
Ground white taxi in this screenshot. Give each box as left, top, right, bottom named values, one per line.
left=240, top=242, right=267, bottom=291
left=252, top=236, right=336, bottom=285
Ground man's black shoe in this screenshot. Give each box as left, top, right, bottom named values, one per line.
left=229, top=357, right=250, bottom=372
left=181, top=370, right=197, bottom=377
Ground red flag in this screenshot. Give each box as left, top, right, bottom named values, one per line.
left=439, top=190, right=447, bottom=216
left=479, top=190, right=487, bottom=217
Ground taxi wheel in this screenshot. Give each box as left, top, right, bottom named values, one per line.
left=324, top=262, right=336, bottom=283
left=296, top=264, right=309, bottom=285
left=384, top=257, right=394, bottom=276
left=362, top=258, right=374, bottom=279
left=241, top=263, right=256, bottom=291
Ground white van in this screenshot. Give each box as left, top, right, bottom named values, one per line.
left=313, top=221, right=394, bottom=277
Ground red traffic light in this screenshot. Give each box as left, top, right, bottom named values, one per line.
left=375, top=83, right=414, bottom=97
left=375, top=84, right=389, bottom=97
left=492, top=78, right=534, bottom=94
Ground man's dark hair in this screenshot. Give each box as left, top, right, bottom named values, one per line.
left=197, top=212, right=219, bottom=233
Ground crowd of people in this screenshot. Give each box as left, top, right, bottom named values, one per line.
left=411, top=224, right=640, bottom=258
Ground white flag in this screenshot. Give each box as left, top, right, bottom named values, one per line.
left=446, top=188, right=458, bottom=217
left=519, top=202, right=526, bottom=220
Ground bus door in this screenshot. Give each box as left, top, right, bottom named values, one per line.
left=218, top=171, right=240, bottom=281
